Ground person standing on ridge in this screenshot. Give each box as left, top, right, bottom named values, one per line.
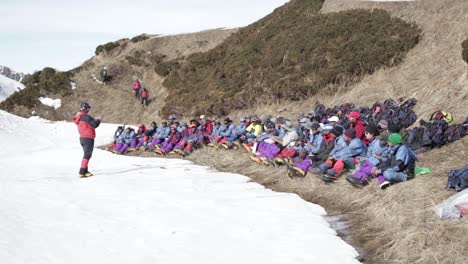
left=73, top=102, right=101, bottom=177
left=100, top=66, right=108, bottom=84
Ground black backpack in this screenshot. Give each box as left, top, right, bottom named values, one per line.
left=444, top=124, right=464, bottom=143
left=447, top=165, right=468, bottom=191
left=398, top=108, right=417, bottom=128
left=428, top=120, right=449, bottom=147
left=404, top=126, right=431, bottom=151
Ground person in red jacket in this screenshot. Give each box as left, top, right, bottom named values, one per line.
left=347, top=111, right=368, bottom=145
left=140, top=88, right=149, bottom=108
left=73, top=102, right=101, bottom=177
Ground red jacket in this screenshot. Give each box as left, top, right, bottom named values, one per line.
left=352, top=119, right=367, bottom=145
left=201, top=120, right=213, bottom=135
left=73, top=111, right=100, bottom=138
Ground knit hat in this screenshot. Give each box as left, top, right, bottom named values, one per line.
left=240, top=116, right=246, bottom=122
left=311, top=123, right=321, bottom=131
left=331, top=126, right=344, bottom=137
left=388, top=133, right=403, bottom=145
left=344, top=128, right=356, bottom=139
left=346, top=111, right=360, bottom=119
left=378, top=119, right=389, bottom=130
left=365, top=124, right=380, bottom=136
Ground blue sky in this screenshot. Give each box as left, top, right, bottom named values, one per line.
left=0, top=0, right=288, bottom=73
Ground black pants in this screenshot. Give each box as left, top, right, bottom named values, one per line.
left=134, top=89, right=140, bottom=99
left=80, top=138, right=94, bottom=159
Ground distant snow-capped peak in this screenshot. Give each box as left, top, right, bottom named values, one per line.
left=0, top=65, right=26, bottom=82
left=0, top=74, right=25, bottom=103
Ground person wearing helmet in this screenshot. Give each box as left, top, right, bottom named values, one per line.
left=100, top=67, right=108, bottom=84
left=73, top=102, right=101, bottom=177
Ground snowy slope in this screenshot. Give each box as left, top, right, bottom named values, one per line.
left=0, top=110, right=360, bottom=264
left=0, top=74, right=25, bottom=102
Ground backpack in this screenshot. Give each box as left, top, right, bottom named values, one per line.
left=430, top=111, right=453, bottom=124
left=314, top=104, right=326, bottom=117
left=428, top=120, right=449, bottom=147
left=404, top=126, right=431, bottom=151
left=444, top=124, right=464, bottom=143
left=447, top=165, right=468, bottom=191
left=398, top=108, right=417, bottom=128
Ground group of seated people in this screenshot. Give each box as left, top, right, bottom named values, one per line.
left=108, top=109, right=418, bottom=190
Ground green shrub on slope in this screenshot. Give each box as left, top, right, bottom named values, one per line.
left=0, top=67, right=72, bottom=111
left=159, top=0, right=420, bottom=117
left=462, top=38, right=468, bottom=63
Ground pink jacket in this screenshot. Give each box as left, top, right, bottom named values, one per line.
left=133, top=81, right=141, bottom=90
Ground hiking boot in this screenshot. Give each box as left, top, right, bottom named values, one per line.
left=326, top=168, right=337, bottom=177
left=346, top=175, right=366, bottom=187
left=262, top=158, right=272, bottom=166
left=274, top=158, right=285, bottom=165
left=127, top=148, right=135, bottom=152
left=242, top=143, right=252, bottom=152
left=207, top=142, right=217, bottom=147
left=265, top=158, right=278, bottom=167
left=309, top=167, right=322, bottom=175
left=295, top=168, right=306, bottom=177
left=320, top=174, right=336, bottom=183
left=221, top=143, right=230, bottom=150
left=79, top=172, right=94, bottom=178
left=139, top=146, right=146, bottom=151
left=250, top=156, right=262, bottom=163
left=380, top=181, right=391, bottom=190
left=232, top=141, right=241, bottom=148
left=174, top=149, right=185, bottom=155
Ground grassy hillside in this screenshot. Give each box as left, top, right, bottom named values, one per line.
left=0, top=29, right=236, bottom=123
left=157, top=0, right=420, bottom=117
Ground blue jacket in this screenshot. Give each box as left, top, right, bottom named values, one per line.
left=234, top=124, right=247, bottom=136
left=329, top=136, right=346, bottom=157
left=305, top=133, right=323, bottom=154
left=332, top=138, right=366, bottom=160
left=378, top=144, right=417, bottom=177
left=211, top=124, right=227, bottom=137
left=220, top=124, right=236, bottom=137
left=276, top=127, right=286, bottom=139
left=119, top=129, right=136, bottom=144
left=155, top=126, right=170, bottom=139
left=256, top=129, right=279, bottom=142
left=365, top=138, right=389, bottom=165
